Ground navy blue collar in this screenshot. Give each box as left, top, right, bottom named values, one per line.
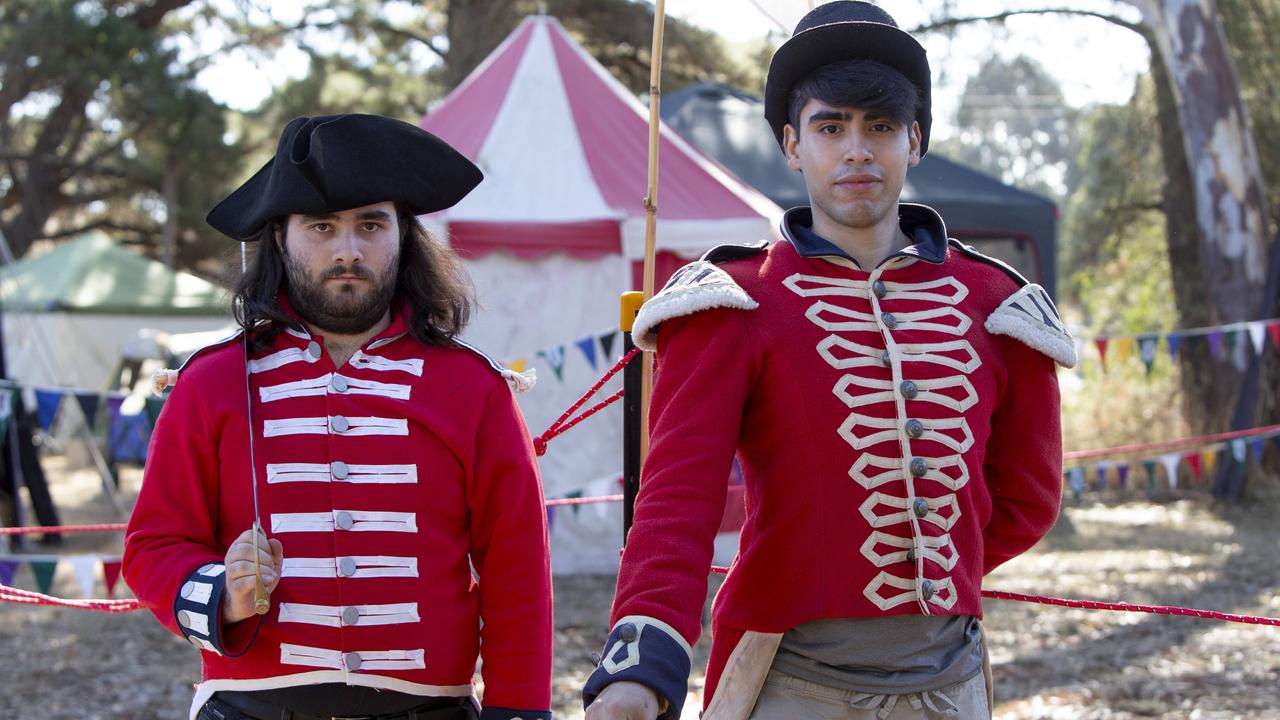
left=780, top=203, right=950, bottom=269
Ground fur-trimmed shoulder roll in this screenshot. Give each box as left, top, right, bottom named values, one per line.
left=632, top=261, right=759, bottom=351
left=985, top=283, right=1077, bottom=368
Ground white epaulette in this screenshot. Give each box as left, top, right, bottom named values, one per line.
left=632, top=260, right=759, bottom=351
left=453, top=338, right=537, bottom=393
left=985, top=283, right=1077, bottom=368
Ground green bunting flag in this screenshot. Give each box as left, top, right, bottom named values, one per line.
left=30, top=559, right=58, bottom=594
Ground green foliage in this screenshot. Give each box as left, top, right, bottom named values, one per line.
left=1218, top=0, right=1280, bottom=237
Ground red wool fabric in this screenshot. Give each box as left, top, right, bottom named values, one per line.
left=611, top=240, right=1063, bottom=708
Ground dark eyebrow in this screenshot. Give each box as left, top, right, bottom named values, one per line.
left=355, top=209, right=393, bottom=221
left=301, top=213, right=338, bottom=222
left=807, top=110, right=851, bottom=125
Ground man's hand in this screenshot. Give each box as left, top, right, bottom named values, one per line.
left=586, top=681, right=666, bottom=720
left=222, top=527, right=283, bottom=625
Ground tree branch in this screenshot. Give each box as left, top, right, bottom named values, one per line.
left=367, top=20, right=448, bottom=61
left=127, top=0, right=198, bottom=31
left=38, top=219, right=155, bottom=241
left=910, top=9, right=1147, bottom=37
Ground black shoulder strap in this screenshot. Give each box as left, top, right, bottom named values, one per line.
left=701, top=241, right=769, bottom=265
left=947, top=238, right=1029, bottom=288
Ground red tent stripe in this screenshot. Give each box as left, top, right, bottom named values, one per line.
left=448, top=220, right=621, bottom=259
left=546, top=20, right=757, bottom=220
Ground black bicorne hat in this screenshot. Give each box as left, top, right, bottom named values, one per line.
left=764, top=1, right=932, bottom=155
left=207, top=114, right=482, bottom=240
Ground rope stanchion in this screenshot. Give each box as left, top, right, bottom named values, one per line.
left=0, top=523, right=127, bottom=536
left=532, top=347, right=641, bottom=456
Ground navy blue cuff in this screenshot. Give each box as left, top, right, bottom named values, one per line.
left=582, top=616, right=692, bottom=720
left=173, top=562, right=229, bottom=654
left=479, top=708, right=551, bottom=720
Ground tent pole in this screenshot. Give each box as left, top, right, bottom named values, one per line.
left=639, top=0, right=666, bottom=465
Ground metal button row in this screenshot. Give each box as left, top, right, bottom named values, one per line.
left=307, top=341, right=322, bottom=360
left=331, top=461, right=349, bottom=480
left=335, top=511, right=354, bottom=531
left=331, top=416, right=349, bottom=433
left=330, top=374, right=348, bottom=392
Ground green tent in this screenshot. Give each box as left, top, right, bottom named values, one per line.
left=0, top=232, right=228, bottom=315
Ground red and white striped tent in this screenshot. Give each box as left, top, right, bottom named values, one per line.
left=419, top=15, right=776, bottom=573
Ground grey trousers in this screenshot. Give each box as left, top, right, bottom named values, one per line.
left=747, top=669, right=990, bottom=720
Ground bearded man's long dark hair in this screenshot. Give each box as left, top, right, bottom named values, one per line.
left=232, top=203, right=474, bottom=352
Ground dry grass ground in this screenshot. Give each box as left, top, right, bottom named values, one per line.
left=2, top=460, right=1278, bottom=720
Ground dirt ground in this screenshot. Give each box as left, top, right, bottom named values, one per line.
left=2, top=459, right=1278, bottom=720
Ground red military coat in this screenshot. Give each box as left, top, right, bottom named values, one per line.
left=124, top=298, right=552, bottom=720
left=584, top=205, right=1074, bottom=717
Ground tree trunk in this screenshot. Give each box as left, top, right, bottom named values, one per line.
left=443, top=0, right=522, bottom=91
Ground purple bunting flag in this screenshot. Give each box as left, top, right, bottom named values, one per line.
left=0, top=559, right=18, bottom=586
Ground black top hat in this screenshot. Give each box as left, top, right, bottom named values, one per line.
left=764, top=1, right=932, bottom=155
left=207, top=114, right=483, bottom=241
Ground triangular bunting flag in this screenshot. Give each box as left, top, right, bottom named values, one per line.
left=1160, top=453, right=1181, bottom=491
left=599, top=330, right=618, bottom=359
left=69, top=555, right=98, bottom=598
left=1231, top=438, right=1248, bottom=465
left=1224, top=328, right=1240, bottom=354
left=1113, top=337, right=1134, bottom=366
left=144, top=395, right=166, bottom=429
left=35, top=388, right=64, bottom=432
left=1273, top=435, right=1280, bottom=453
left=1186, top=452, right=1203, bottom=482
left=1207, top=330, right=1223, bottom=358
left=0, top=559, right=17, bottom=586
left=575, top=336, right=598, bottom=370
left=537, top=346, right=567, bottom=382
left=101, top=560, right=122, bottom=598
left=0, top=389, right=13, bottom=439
left=545, top=506, right=556, bottom=535
left=30, top=559, right=58, bottom=594
left=1247, top=322, right=1267, bottom=355
left=507, top=358, right=528, bottom=375
left=74, top=391, right=102, bottom=429
left=1142, top=460, right=1158, bottom=493
left=1116, top=463, right=1130, bottom=489
left=1137, top=335, right=1159, bottom=376
left=1202, top=448, right=1217, bottom=477
left=1230, top=330, right=1248, bottom=370
left=1268, top=321, right=1280, bottom=352
left=1251, top=439, right=1266, bottom=464
left=1166, top=332, right=1183, bottom=361
left=1095, top=463, right=1108, bottom=491
left=1067, top=467, right=1085, bottom=501
left=106, top=394, right=126, bottom=422
left=1094, top=338, right=1110, bottom=372
left=563, top=489, right=584, bottom=517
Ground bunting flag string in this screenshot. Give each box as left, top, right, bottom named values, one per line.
left=503, top=328, right=622, bottom=385
left=0, top=554, right=126, bottom=598
left=1078, top=317, right=1280, bottom=376
left=1066, top=427, right=1280, bottom=497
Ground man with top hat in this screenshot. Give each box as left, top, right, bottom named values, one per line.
left=124, top=114, right=552, bottom=720
left=582, top=2, right=1075, bottom=718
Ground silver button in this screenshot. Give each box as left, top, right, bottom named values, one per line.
left=905, top=419, right=925, bottom=438
left=345, top=651, right=363, bottom=671
left=307, top=341, right=322, bottom=360
left=341, top=606, right=360, bottom=626
left=872, top=279, right=888, bottom=299
left=881, top=313, right=898, bottom=329
left=335, top=511, right=355, bottom=531
left=338, top=557, right=358, bottom=577
left=910, top=457, right=928, bottom=477
left=331, top=415, right=349, bottom=433
left=913, top=498, right=930, bottom=518
left=880, top=350, right=891, bottom=367
left=331, top=461, right=349, bottom=480
left=900, top=380, right=919, bottom=399
left=920, top=579, right=936, bottom=600
left=906, top=547, right=917, bottom=562
left=180, top=581, right=198, bottom=600
left=330, top=374, right=349, bottom=392
left=619, top=623, right=639, bottom=643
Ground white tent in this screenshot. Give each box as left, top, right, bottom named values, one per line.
left=419, top=16, right=780, bottom=573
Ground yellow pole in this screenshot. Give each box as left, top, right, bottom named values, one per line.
left=640, top=0, right=666, bottom=462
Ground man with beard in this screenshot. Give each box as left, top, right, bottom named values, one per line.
left=124, top=114, right=552, bottom=720
left=582, top=3, right=1074, bottom=719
